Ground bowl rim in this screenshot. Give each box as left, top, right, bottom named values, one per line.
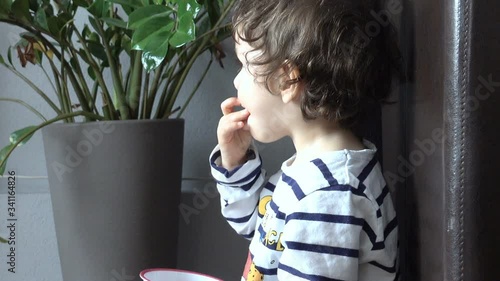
left=139, top=268, right=223, bottom=281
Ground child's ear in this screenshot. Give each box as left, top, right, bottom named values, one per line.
left=279, top=62, right=302, bottom=104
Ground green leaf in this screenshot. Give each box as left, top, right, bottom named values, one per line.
left=72, top=0, right=89, bottom=8
left=0, top=54, right=4, bottom=64
left=87, top=0, right=110, bottom=18
left=135, top=27, right=173, bottom=71
left=9, top=126, right=36, bottom=147
left=47, top=16, right=68, bottom=39
left=134, top=21, right=174, bottom=71
left=206, top=0, right=221, bottom=27
left=87, top=41, right=108, bottom=62
left=0, top=0, right=13, bottom=14
left=7, top=46, right=14, bottom=67
left=87, top=66, right=96, bottom=80
left=131, top=18, right=173, bottom=50
left=88, top=32, right=100, bottom=43
left=104, top=26, right=114, bottom=40
left=101, top=17, right=127, bottom=29
left=88, top=16, right=100, bottom=35
left=178, top=0, right=200, bottom=18
left=128, top=5, right=173, bottom=30
left=34, top=49, right=43, bottom=64
left=61, top=0, right=71, bottom=11
left=69, top=57, right=79, bottom=69
left=11, top=0, right=30, bottom=21
left=42, top=1, right=55, bottom=17
left=104, top=0, right=144, bottom=9
left=28, top=0, right=37, bottom=11
left=82, top=24, right=91, bottom=38
left=35, top=8, right=49, bottom=30
left=0, top=236, right=7, bottom=243
left=169, top=13, right=195, bottom=48
left=121, top=35, right=131, bottom=55
left=141, top=48, right=168, bottom=72
left=0, top=144, right=14, bottom=175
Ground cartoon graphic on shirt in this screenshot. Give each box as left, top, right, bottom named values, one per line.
left=241, top=196, right=285, bottom=280
left=261, top=229, right=285, bottom=251
left=243, top=252, right=264, bottom=281
left=258, top=195, right=272, bottom=216
left=258, top=195, right=285, bottom=252
left=247, top=262, right=264, bottom=281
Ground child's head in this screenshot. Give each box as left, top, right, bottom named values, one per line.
left=232, top=0, right=401, bottom=128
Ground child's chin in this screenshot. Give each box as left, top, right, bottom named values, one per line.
left=250, top=128, right=282, bottom=144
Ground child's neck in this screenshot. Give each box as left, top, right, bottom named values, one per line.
left=289, top=119, right=365, bottom=166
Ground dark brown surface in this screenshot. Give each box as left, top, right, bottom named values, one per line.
left=394, top=0, right=500, bottom=280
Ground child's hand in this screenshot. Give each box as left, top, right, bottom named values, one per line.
left=217, top=97, right=252, bottom=171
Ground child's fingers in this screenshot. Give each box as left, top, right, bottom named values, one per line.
left=218, top=118, right=245, bottom=141
left=218, top=109, right=250, bottom=137
left=219, top=111, right=248, bottom=133
left=228, top=109, right=250, bottom=122
left=220, top=97, right=242, bottom=115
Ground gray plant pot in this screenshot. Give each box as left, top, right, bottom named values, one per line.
left=42, top=119, right=184, bottom=281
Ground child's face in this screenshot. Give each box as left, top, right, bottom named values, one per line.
left=233, top=39, right=289, bottom=143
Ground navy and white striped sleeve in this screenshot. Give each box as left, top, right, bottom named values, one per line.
left=209, top=144, right=266, bottom=239
left=277, top=188, right=375, bottom=281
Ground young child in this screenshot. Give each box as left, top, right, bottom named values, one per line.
left=209, top=0, right=400, bottom=280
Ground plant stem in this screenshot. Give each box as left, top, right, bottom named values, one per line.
left=40, top=64, right=58, bottom=98
left=127, top=51, right=142, bottom=118
left=68, top=43, right=94, bottom=111
left=47, top=58, right=65, bottom=116
left=140, top=72, right=150, bottom=119
left=94, top=20, right=129, bottom=119
left=73, top=28, right=117, bottom=119
left=145, top=60, right=167, bottom=119
left=2, top=64, right=62, bottom=115
left=123, top=68, right=131, bottom=97
left=0, top=98, right=47, bottom=121
left=0, top=111, right=105, bottom=171
left=59, top=48, right=74, bottom=122
left=60, top=65, right=75, bottom=123
left=64, top=61, right=92, bottom=121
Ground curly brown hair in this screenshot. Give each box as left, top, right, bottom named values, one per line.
left=232, top=0, right=402, bottom=128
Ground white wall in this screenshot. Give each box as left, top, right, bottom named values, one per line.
left=0, top=18, right=294, bottom=281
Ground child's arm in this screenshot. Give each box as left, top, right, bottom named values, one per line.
left=209, top=97, right=264, bottom=239
left=209, top=143, right=266, bottom=239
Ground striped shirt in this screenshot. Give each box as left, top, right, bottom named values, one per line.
left=209, top=139, right=398, bottom=281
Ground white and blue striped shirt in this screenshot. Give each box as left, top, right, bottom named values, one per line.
left=210, top=139, right=398, bottom=281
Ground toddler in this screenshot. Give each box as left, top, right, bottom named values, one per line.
left=209, top=0, right=400, bottom=280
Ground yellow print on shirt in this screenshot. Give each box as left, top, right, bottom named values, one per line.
left=262, top=230, right=285, bottom=251
left=258, top=195, right=272, bottom=216
left=247, top=262, right=264, bottom=281
left=258, top=196, right=285, bottom=251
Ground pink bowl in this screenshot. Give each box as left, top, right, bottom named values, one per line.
left=140, top=268, right=223, bottom=281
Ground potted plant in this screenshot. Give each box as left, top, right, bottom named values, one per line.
left=0, top=0, right=235, bottom=280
